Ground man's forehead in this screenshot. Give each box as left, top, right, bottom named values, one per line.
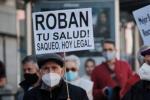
left=23, top=62, right=34, bottom=66
left=23, top=62, right=37, bottom=68
left=87, top=61, right=95, bottom=65
left=103, top=43, right=115, bottom=48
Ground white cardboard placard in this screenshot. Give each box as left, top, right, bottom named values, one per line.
left=32, top=8, right=94, bottom=54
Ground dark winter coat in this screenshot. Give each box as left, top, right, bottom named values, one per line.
left=23, top=79, right=89, bottom=100
left=122, top=80, right=150, bottom=100
left=19, top=80, right=32, bottom=92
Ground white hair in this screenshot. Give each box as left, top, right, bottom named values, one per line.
left=65, top=55, right=80, bottom=68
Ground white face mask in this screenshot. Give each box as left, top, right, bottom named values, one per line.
left=42, top=73, right=61, bottom=87
left=138, top=63, right=150, bottom=81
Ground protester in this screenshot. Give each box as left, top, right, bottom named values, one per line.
left=91, top=39, right=133, bottom=100
left=0, top=60, right=14, bottom=100
left=122, top=45, right=150, bottom=100
left=120, top=45, right=148, bottom=98
left=65, top=55, right=93, bottom=100
left=19, top=55, right=40, bottom=92
left=82, top=58, right=96, bottom=81
left=17, top=55, right=40, bottom=100
left=23, top=53, right=88, bottom=100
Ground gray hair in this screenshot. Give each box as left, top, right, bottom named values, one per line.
left=22, top=55, right=39, bottom=69
left=65, top=55, right=80, bottom=68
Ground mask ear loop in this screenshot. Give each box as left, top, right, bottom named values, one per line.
left=64, top=52, right=71, bottom=100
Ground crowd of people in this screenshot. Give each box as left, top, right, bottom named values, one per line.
left=1, top=39, right=150, bottom=100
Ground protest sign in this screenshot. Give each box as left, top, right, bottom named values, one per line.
left=32, top=8, right=94, bottom=54
left=133, top=5, right=150, bottom=45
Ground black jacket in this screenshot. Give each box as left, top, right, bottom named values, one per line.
left=122, top=80, right=150, bottom=100
left=23, top=79, right=89, bottom=100
left=19, top=80, right=32, bottom=92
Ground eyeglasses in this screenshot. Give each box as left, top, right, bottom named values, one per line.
left=103, top=48, right=114, bottom=52
left=66, top=68, right=77, bottom=72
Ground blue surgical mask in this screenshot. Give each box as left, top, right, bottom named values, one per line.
left=103, top=51, right=116, bottom=61
left=65, top=71, right=78, bottom=81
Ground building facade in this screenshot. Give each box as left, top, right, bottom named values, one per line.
left=0, top=0, right=19, bottom=91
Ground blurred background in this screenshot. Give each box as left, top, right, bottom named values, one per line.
left=0, top=0, right=149, bottom=99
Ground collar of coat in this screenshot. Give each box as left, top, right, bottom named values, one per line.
left=19, top=80, right=32, bottom=92
left=39, top=79, right=69, bottom=99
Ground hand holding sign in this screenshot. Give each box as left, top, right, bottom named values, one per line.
left=32, top=8, right=94, bottom=54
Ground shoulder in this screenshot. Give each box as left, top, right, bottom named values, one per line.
left=93, top=63, right=106, bottom=71
left=68, top=83, right=86, bottom=92
left=23, top=86, right=40, bottom=99
left=68, top=83, right=88, bottom=100
left=116, top=60, right=131, bottom=69
left=79, top=78, right=93, bottom=91
left=80, top=78, right=93, bottom=85
left=92, top=63, right=107, bottom=78
left=27, top=86, right=40, bottom=92
left=117, top=59, right=129, bottom=65
left=68, top=82, right=88, bottom=96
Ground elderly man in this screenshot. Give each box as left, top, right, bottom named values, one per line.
left=65, top=55, right=93, bottom=100
left=23, top=53, right=88, bottom=100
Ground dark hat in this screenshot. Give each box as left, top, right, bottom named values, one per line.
left=140, top=46, right=150, bottom=56
left=36, top=53, right=64, bottom=68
